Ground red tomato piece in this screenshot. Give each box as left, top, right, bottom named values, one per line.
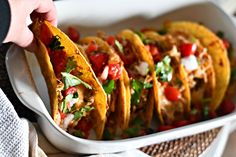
left=76, top=118, right=93, bottom=138
left=164, top=86, right=181, bottom=102
left=49, top=50, right=67, bottom=76
left=179, top=43, right=197, bottom=57
left=108, top=64, right=121, bottom=80
left=106, top=36, right=116, bottom=46
left=67, top=27, right=80, bottom=42
left=222, top=39, right=230, bottom=49
left=86, top=42, right=98, bottom=55
left=174, top=120, right=190, bottom=127
left=158, top=125, right=175, bottom=132
left=40, top=23, right=52, bottom=46
left=89, top=53, right=109, bottom=74
left=149, top=45, right=159, bottom=56
left=60, top=111, right=66, bottom=120
left=219, top=99, right=235, bottom=115
left=63, top=86, right=77, bottom=96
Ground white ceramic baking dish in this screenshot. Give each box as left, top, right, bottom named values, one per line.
left=5, top=0, right=236, bottom=154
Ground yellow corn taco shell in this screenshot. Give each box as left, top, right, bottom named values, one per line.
left=79, top=37, right=131, bottom=132
left=164, top=21, right=230, bottom=111
left=141, top=31, right=191, bottom=124
left=31, top=20, right=107, bottom=139
left=117, top=29, right=158, bottom=126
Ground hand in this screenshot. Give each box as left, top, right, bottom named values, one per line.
left=3, top=0, right=57, bottom=51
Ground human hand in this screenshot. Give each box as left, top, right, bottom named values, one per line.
left=3, top=0, right=57, bottom=51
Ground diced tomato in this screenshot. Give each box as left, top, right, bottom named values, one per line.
left=158, top=125, right=175, bottom=132
left=106, top=36, right=116, bottom=46
left=179, top=43, right=197, bottom=57
left=174, top=120, right=190, bottom=127
left=149, top=45, right=159, bottom=56
left=67, top=26, right=80, bottom=42
left=76, top=118, right=93, bottom=138
left=86, top=42, right=98, bottom=55
left=219, top=99, right=235, bottom=115
left=63, top=86, right=77, bottom=96
left=40, top=23, right=52, bottom=46
left=222, top=39, right=230, bottom=49
left=209, top=111, right=217, bottom=118
left=60, top=111, right=66, bottom=120
left=164, top=86, right=181, bottom=102
left=49, top=50, right=67, bottom=76
left=108, top=64, right=121, bottom=80
left=89, top=53, right=109, bottom=74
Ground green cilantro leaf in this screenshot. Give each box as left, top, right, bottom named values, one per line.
left=135, top=31, right=155, bottom=45
left=66, top=58, right=77, bottom=73
left=73, top=106, right=95, bottom=121
left=157, top=28, right=167, bottom=35
left=216, top=31, right=224, bottom=39
left=60, top=94, right=74, bottom=113
left=143, top=82, right=153, bottom=89
left=124, top=127, right=140, bottom=137
left=61, top=72, right=92, bottom=90
left=131, top=80, right=144, bottom=105
left=49, top=35, right=65, bottom=50
left=73, top=130, right=84, bottom=138
left=155, top=56, right=173, bottom=82
left=103, top=80, right=116, bottom=94
left=203, top=105, right=209, bottom=118
left=115, top=40, right=124, bottom=53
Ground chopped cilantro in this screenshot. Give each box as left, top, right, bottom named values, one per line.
left=124, top=127, right=140, bottom=137
left=216, top=31, right=224, bottom=39
left=66, top=58, right=77, bottom=73
left=157, top=28, right=167, bottom=35
left=115, top=40, right=124, bottom=53
left=143, top=82, right=153, bottom=89
left=203, top=105, right=209, bottom=118
left=73, top=130, right=84, bottom=138
left=175, top=78, right=183, bottom=87
left=155, top=56, right=173, bottom=82
left=49, top=35, right=64, bottom=50
left=131, top=80, right=144, bottom=105
left=190, top=108, right=198, bottom=115
left=61, top=72, right=92, bottom=90
left=73, top=106, right=95, bottom=121
left=135, top=31, right=155, bottom=45
left=103, top=80, right=116, bottom=94
left=60, top=94, right=74, bottom=113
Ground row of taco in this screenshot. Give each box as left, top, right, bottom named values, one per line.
left=31, top=20, right=231, bottom=140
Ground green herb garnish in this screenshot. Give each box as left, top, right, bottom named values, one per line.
left=155, top=56, right=173, bottom=82
left=131, top=80, right=144, bottom=105
left=103, top=80, right=116, bottom=94
left=143, top=82, right=153, bottom=89
left=66, top=58, right=77, bottom=73
left=203, top=105, right=209, bottom=118
left=73, top=106, right=95, bottom=121
left=124, top=127, right=140, bottom=137
left=73, top=130, right=84, bottom=138
left=61, top=72, right=92, bottom=90
left=157, top=28, right=167, bottom=35
left=135, top=31, right=155, bottom=45
left=49, top=35, right=65, bottom=50
left=60, top=94, right=74, bottom=113
left=115, top=40, right=124, bottom=53
left=175, top=78, right=183, bottom=88
left=216, top=31, right=224, bottom=39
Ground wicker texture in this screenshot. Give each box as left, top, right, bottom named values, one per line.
left=0, top=44, right=221, bottom=156
left=140, top=128, right=221, bottom=157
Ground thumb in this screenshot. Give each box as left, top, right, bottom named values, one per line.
left=15, top=27, right=34, bottom=48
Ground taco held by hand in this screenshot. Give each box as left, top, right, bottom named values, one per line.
left=79, top=37, right=131, bottom=139
left=31, top=20, right=107, bottom=139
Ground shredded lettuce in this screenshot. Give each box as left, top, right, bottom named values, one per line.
left=73, top=106, right=95, bottom=121
left=155, top=56, right=173, bottom=82
left=103, top=80, right=116, bottom=94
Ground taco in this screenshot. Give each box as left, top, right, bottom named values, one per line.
left=103, top=29, right=158, bottom=137
left=139, top=21, right=230, bottom=117
left=31, top=20, right=107, bottom=139
left=79, top=37, right=131, bottom=139
left=136, top=30, right=191, bottom=124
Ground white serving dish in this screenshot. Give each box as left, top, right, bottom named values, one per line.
left=5, top=0, right=236, bottom=154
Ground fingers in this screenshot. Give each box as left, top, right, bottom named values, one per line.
left=35, top=0, right=57, bottom=26
left=15, top=27, right=34, bottom=48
